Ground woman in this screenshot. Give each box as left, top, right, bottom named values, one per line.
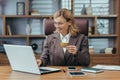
left=37, top=8, right=90, bottom=66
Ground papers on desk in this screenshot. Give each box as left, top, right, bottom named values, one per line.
left=92, top=65, right=120, bottom=70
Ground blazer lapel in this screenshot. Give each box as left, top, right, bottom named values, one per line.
left=65, top=36, right=79, bottom=54
left=53, top=33, right=69, bottom=65
left=53, top=33, right=79, bottom=65
left=69, top=36, right=78, bottom=46
left=52, top=33, right=64, bottom=55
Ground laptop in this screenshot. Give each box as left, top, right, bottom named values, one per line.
left=3, top=44, right=61, bottom=75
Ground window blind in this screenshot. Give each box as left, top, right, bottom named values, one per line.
left=74, top=0, right=109, bottom=15
left=31, top=0, right=60, bottom=15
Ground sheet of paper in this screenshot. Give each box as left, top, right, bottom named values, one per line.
left=92, top=65, right=120, bottom=70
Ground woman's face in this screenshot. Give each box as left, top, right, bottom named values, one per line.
left=54, top=16, right=71, bottom=36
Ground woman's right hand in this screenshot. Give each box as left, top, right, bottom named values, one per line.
left=37, top=59, right=42, bottom=67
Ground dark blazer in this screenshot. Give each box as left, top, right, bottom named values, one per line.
left=40, top=32, right=90, bottom=66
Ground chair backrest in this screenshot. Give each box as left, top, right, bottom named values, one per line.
left=44, top=18, right=88, bottom=36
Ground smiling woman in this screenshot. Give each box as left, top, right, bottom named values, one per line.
left=37, top=8, right=90, bottom=66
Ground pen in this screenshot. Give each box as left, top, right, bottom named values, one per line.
left=63, top=69, right=66, bottom=73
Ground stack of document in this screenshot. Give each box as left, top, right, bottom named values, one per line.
left=92, top=65, right=120, bottom=70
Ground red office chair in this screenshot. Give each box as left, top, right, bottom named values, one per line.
left=44, top=18, right=88, bottom=36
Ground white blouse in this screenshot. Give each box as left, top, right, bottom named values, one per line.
left=60, top=33, right=70, bottom=53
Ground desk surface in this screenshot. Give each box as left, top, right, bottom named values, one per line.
left=0, top=66, right=120, bottom=80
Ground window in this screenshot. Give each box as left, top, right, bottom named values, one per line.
left=74, top=0, right=110, bottom=15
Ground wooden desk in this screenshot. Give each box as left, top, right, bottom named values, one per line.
left=0, top=66, right=120, bottom=80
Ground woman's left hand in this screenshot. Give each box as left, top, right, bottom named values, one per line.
left=66, top=45, right=77, bottom=55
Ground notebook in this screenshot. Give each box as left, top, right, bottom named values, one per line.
left=3, top=44, right=61, bottom=74
left=81, top=67, right=104, bottom=73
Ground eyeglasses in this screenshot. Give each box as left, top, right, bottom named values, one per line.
left=54, top=22, right=66, bottom=26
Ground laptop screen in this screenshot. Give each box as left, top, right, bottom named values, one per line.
left=4, top=44, right=61, bottom=74
left=4, top=44, right=41, bottom=74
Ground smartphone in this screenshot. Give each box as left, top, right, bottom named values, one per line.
left=68, top=71, right=86, bottom=76
left=68, top=66, right=76, bottom=70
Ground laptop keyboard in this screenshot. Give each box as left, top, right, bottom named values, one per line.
left=40, top=69, right=51, bottom=72
left=39, top=67, right=61, bottom=74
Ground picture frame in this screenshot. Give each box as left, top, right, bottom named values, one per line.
left=16, top=2, right=25, bottom=15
